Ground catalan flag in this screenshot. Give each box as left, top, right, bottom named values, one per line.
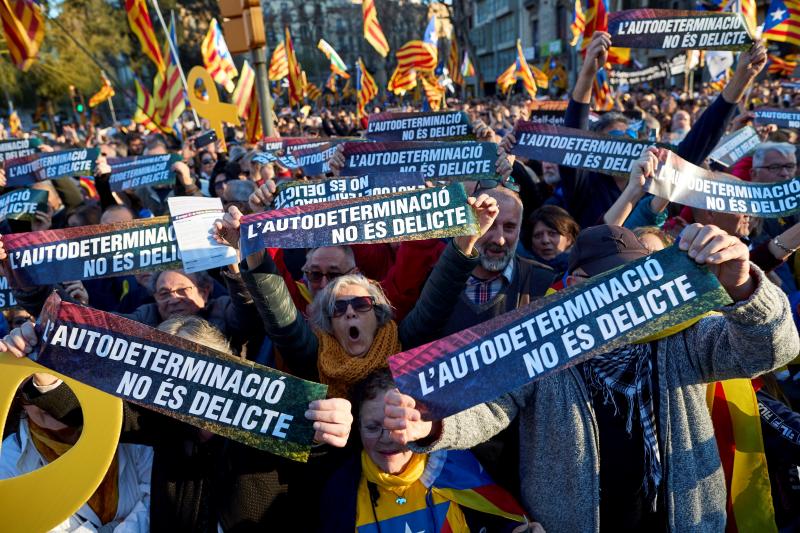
left=356, top=57, right=377, bottom=119
left=306, top=82, right=322, bottom=101
left=764, top=0, right=800, bottom=47
left=570, top=0, right=586, bottom=46
left=448, top=39, right=463, bottom=86
left=285, top=27, right=305, bottom=107
left=582, top=0, right=630, bottom=64
left=592, top=67, right=614, bottom=111
left=460, top=51, right=475, bottom=78
left=245, top=87, right=262, bottom=144
left=396, top=40, right=438, bottom=74
left=497, top=62, right=517, bottom=94
left=318, top=38, right=349, bottom=78
left=201, top=19, right=238, bottom=93
left=133, top=76, right=163, bottom=133
left=124, top=0, right=164, bottom=74
left=530, top=65, right=549, bottom=90
left=154, top=20, right=185, bottom=129
left=388, top=66, right=417, bottom=95
left=233, top=60, right=256, bottom=119
left=768, top=54, right=798, bottom=76
left=731, top=0, right=758, bottom=34
left=88, top=72, right=115, bottom=108
left=269, top=41, right=288, bottom=81
left=0, top=0, right=44, bottom=71
left=515, top=39, right=537, bottom=98
left=8, top=110, right=20, bottom=136
left=362, top=0, right=390, bottom=57
left=420, top=73, right=445, bottom=111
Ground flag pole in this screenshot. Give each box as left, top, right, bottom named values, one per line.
left=149, top=0, right=199, bottom=123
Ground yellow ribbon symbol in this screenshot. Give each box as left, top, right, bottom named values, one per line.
left=0, top=354, right=122, bottom=532
left=188, top=66, right=239, bottom=152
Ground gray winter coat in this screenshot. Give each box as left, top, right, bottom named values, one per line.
left=412, top=266, right=800, bottom=532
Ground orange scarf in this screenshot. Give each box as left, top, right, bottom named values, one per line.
left=316, top=320, right=402, bottom=399
left=27, top=419, right=120, bottom=525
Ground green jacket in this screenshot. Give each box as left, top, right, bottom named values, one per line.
left=241, top=240, right=480, bottom=381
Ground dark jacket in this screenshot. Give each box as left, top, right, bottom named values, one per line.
left=240, top=240, right=480, bottom=381
left=560, top=95, right=737, bottom=228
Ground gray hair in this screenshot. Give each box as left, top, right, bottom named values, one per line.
left=304, top=245, right=356, bottom=271
left=308, top=274, right=393, bottom=333
left=590, top=111, right=629, bottom=133
left=753, top=142, right=796, bottom=168
left=153, top=270, right=215, bottom=292
left=223, top=180, right=257, bottom=203
left=158, top=316, right=231, bottom=355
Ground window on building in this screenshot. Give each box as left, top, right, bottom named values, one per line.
left=497, top=13, right=514, bottom=43
left=556, top=4, right=567, bottom=41
left=531, top=17, right=539, bottom=60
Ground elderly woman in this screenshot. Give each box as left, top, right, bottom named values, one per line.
left=214, top=194, right=498, bottom=397
left=319, top=369, right=542, bottom=533
left=519, top=205, right=579, bottom=273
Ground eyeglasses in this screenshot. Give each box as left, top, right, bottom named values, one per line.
left=361, top=423, right=391, bottom=439
left=155, top=285, right=196, bottom=300
left=472, top=175, right=520, bottom=195
left=303, top=267, right=354, bottom=283
left=332, top=296, right=375, bottom=318
left=755, top=164, right=797, bottom=173
left=201, top=159, right=214, bottom=165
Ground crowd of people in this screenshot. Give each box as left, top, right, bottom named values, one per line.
left=0, top=32, right=798, bottom=532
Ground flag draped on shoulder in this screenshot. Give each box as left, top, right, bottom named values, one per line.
left=154, top=20, right=185, bottom=129
left=356, top=58, right=377, bottom=119
left=88, top=72, right=115, bottom=108
left=285, top=27, right=305, bottom=107
left=570, top=0, right=586, bottom=46
left=201, top=19, right=238, bottom=93
left=362, top=0, right=390, bottom=57
left=269, top=41, right=288, bottom=81
left=448, top=38, right=463, bottom=86
left=0, top=0, right=44, bottom=71
left=396, top=40, right=438, bottom=74
left=125, top=0, right=165, bottom=74
left=233, top=60, right=256, bottom=119
left=764, top=0, right=800, bottom=47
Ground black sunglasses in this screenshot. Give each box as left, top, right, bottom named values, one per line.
left=472, top=175, right=520, bottom=195
left=332, top=296, right=375, bottom=317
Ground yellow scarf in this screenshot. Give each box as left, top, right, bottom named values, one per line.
left=316, top=320, right=402, bottom=399
left=362, top=450, right=426, bottom=494
left=28, top=419, right=119, bottom=525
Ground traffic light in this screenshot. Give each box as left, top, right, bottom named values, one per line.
left=76, top=103, right=84, bottom=113
left=218, top=0, right=265, bottom=54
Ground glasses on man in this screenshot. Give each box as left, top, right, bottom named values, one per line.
left=303, top=267, right=355, bottom=283
left=472, top=175, right=520, bottom=195
left=332, top=296, right=375, bottom=318
left=154, top=286, right=196, bottom=300
left=755, top=163, right=797, bottom=173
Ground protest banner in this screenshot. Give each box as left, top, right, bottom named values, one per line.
left=509, top=122, right=650, bottom=176
left=252, top=151, right=299, bottom=169
left=366, top=111, right=474, bottom=142
left=35, top=292, right=327, bottom=461
left=240, top=183, right=477, bottom=253
left=608, top=9, right=752, bottom=51
left=273, top=172, right=426, bottom=209
left=753, top=107, right=800, bottom=129
left=708, top=126, right=760, bottom=168
left=388, top=245, right=731, bottom=420
left=292, top=143, right=337, bottom=176
left=0, top=276, right=19, bottom=310
left=608, top=55, right=687, bottom=86
left=527, top=101, right=568, bottom=126
left=0, top=188, right=48, bottom=223
left=108, top=154, right=181, bottom=191
left=339, top=141, right=498, bottom=179
left=647, top=151, right=800, bottom=217
left=0, top=138, right=41, bottom=163
left=4, top=148, right=100, bottom=187
left=3, top=216, right=180, bottom=286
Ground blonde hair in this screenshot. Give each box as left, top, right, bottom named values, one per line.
left=158, top=316, right=231, bottom=355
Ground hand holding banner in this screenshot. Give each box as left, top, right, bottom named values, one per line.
left=239, top=183, right=478, bottom=254
left=388, top=246, right=731, bottom=420
left=35, top=292, right=327, bottom=461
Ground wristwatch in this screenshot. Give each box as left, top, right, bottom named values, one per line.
left=773, top=235, right=797, bottom=255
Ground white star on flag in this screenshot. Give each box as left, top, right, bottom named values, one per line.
left=772, top=8, right=787, bottom=21
left=404, top=524, right=425, bottom=533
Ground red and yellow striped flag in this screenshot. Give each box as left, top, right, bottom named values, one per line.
left=388, top=65, right=417, bottom=95
left=125, top=0, right=164, bottom=74
left=768, top=54, right=798, bottom=76
left=448, top=38, right=463, bottom=86
left=420, top=73, right=444, bottom=111
left=269, top=41, right=288, bottom=81
left=515, top=39, right=537, bottom=98
left=362, top=0, right=389, bottom=58
left=233, top=60, right=256, bottom=119
left=285, top=27, right=305, bottom=107
left=764, top=0, right=800, bottom=47
left=582, top=0, right=630, bottom=64
left=245, top=86, right=262, bottom=144
left=396, top=40, right=437, bottom=74
left=356, top=58, right=377, bottom=119
left=306, top=83, right=322, bottom=101
left=570, top=0, right=586, bottom=46
left=530, top=65, right=549, bottom=90
left=133, top=77, right=163, bottom=133
left=497, top=62, right=516, bottom=94
left=0, top=0, right=44, bottom=71
left=201, top=19, right=238, bottom=93
left=154, top=21, right=185, bottom=128
left=88, top=72, right=115, bottom=108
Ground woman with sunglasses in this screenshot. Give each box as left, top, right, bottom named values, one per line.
left=214, top=194, right=499, bottom=398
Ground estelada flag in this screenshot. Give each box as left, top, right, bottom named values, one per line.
left=570, top=0, right=586, bottom=46
left=356, top=58, right=377, bottom=119
left=764, top=0, right=800, bottom=47
left=201, top=19, right=238, bottom=93
left=581, top=0, right=630, bottom=64
left=0, top=0, right=44, bottom=71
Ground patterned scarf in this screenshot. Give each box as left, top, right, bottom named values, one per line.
left=316, top=320, right=402, bottom=399
left=584, top=343, right=662, bottom=509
